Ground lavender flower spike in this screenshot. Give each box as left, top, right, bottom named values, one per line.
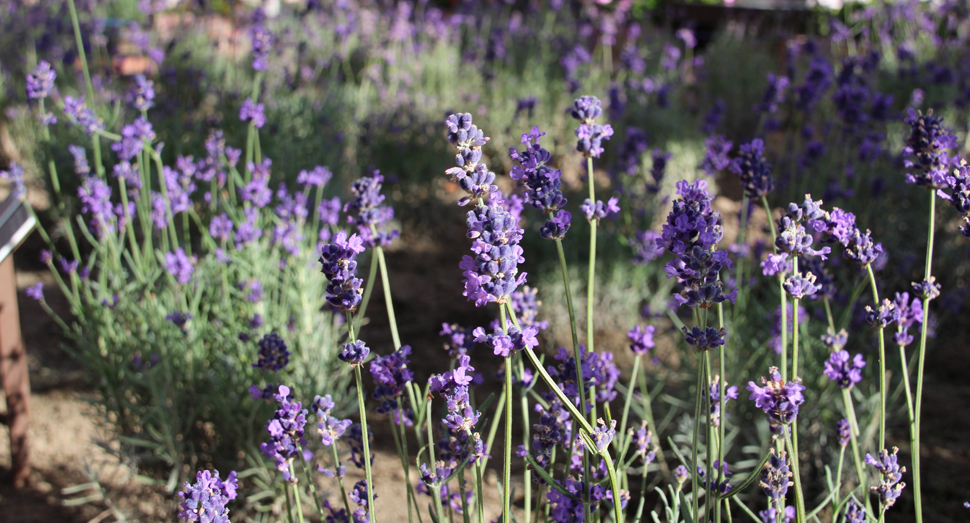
left=571, top=96, right=614, bottom=158
left=445, top=113, right=496, bottom=206
left=319, top=231, right=366, bottom=311
left=26, top=61, right=56, bottom=100
left=866, top=447, right=906, bottom=511
left=177, top=469, right=238, bottom=523
left=747, top=367, right=805, bottom=431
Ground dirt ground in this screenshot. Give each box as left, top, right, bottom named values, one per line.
left=2, top=197, right=970, bottom=522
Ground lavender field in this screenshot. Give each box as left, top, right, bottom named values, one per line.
left=2, top=1, right=970, bottom=522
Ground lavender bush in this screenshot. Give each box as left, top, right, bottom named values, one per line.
left=5, top=0, right=970, bottom=522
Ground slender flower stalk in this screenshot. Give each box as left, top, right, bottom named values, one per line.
left=911, top=191, right=936, bottom=523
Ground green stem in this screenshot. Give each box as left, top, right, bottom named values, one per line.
left=843, top=388, right=872, bottom=518
left=911, top=191, right=935, bottom=523
left=297, top=443, right=327, bottom=522
left=374, top=243, right=402, bottom=349
left=499, top=307, right=513, bottom=523
left=618, top=354, right=641, bottom=450
left=354, top=253, right=380, bottom=334
left=289, top=463, right=306, bottom=523
left=783, top=430, right=806, bottom=523
left=691, top=350, right=705, bottom=522
left=585, top=156, right=597, bottom=364
left=390, top=412, right=416, bottom=523
left=330, top=444, right=353, bottom=517
left=354, top=365, right=377, bottom=523
left=865, top=264, right=887, bottom=453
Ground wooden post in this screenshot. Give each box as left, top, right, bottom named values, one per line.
left=0, top=255, right=30, bottom=486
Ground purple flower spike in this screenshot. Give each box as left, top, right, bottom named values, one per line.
left=164, top=248, right=194, bottom=284
left=128, top=74, right=155, bottom=111
left=700, top=135, right=733, bottom=176
left=589, top=418, right=616, bottom=452
left=63, top=96, right=103, bottom=134
left=26, top=61, right=56, bottom=100
left=259, top=385, right=308, bottom=483
left=682, top=326, right=727, bottom=352
left=571, top=96, right=614, bottom=158
left=509, top=126, right=567, bottom=214
left=177, top=469, right=238, bottom=523
left=253, top=333, right=290, bottom=372
left=866, top=447, right=906, bottom=511
left=783, top=271, right=819, bottom=299
left=823, top=350, right=865, bottom=389
left=759, top=449, right=793, bottom=501
left=445, top=113, right=496, bottom=206
left=539, top=210, right=571, bottom=241
left=370, top=345, right=414, bottom=424
left=312, top=395, right=352, bottom=448
left=709, top=375, right=738, bottom=427
left=239, top=99, right=266, bottom=128
left=903, top=109, right=958, bottom=189
left=339, top=340, right=370, bottom=366
left=0, top=164, right=26, bottom=200
left=865, top=299, right=900, bottom=328
left=837, top=419, right=851, bottom=447
left=460, top=202, right=527, bottom=307
left=729, top=139, right=773, bottom=199
left=627, top=325, right=656, bottom=355
left=747, top=367, right=805, bottom=430
left=26, top=282, right=44, bottom=302
left=345, top=172, right=399, bottom=248
left=844, top=499, right=865, bottom=523
left=319, top=231, right=367, bottom=311
left=581, top=197, right=620, bottom=222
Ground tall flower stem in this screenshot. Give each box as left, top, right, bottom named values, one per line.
left=842, top=388, right=871, bottom=517
left=910, top=191, right=936, bottom=523
left=783, top=429, right=806, bottom=523
left=389, top=411, right=416, bottom=523
left=426, top=401, right=447, bottom=523
left=704, top=352, right=715, bottom=522
left=296, top=443, right=327, bottom=522
left=373, top=243, right=402, bottom=349
left=618, top=354, right=642, bottom=449
left=330, top=444, right=353, bottom=517
left=66, top=0, right=103, bottom=176
left=585, top=156, right=597, bottom=362
left=716, top=302, right=727, bottom=523
left=499, top=306, right=513, bottom=523
left=508, top=304, right=623, bottom=523
left=865, top=265, right=887, bottom=453
left=288, top=462, right=307, bottom=523
left=348, top=314, right=376, bottom=523
left=691, top=342, right=705, bottom=523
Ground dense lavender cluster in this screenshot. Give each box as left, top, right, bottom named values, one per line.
left=509, top=126, right=571, bottom=239
left=177, top=470, right=238, bottom=523
left=729, top=139, right=774, bottom=199
left=866, top=447, right=906, bottom=511
left=319, top=231, right=366, bottom=311
left=369, top=345, right=414, bottom=424
left=252, top=333, right=290, bottom=372
left=658, top=180, right=736, bottom=310
left=570, top=96, right=614, bottom=158
left=445, top=112, right=496, bottom=206
left=747, top=367, right=806, bottom=431
left=259, top=385, right=308, bottom=483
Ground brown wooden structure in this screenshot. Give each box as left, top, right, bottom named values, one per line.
left=0, top=193, right=36, bottom=487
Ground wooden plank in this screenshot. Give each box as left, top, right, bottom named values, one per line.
left=0, top=255, right=30, bottom=486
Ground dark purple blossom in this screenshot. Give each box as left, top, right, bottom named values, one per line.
left=747, top=367, right=805, bottom=429
left=709, top=376, right=738, bottom=427
left=350, top=480, right=375, bottom=507
left=546, top=345, right=620, bottom=411
left=866, top=447, right=906, bottom=510
left=344, top=172, right=398, bottom=248
left=823, top=350, right=866, bottom=389
left=209, top=213, right=233, bottom=242
left=700, top=135, right=733, bottom=176
left=821, top=328, right=848, bottom=351
left=729, top=139, right=774, bottom=199
left=260, top=385, right=308, bottom=482
left=177, top=469, right=238, bottom=523
left=445, top=113, right=496, bottom=206
left=460, top=201, right=526, bottom=307
left=589, top=418, right=616, bottom=452
left=26, top=61, right=56, bottom=100
left=837, top=419, right=851, bottom=447
left=893, top=292, right=923, bottom=347
left=903, top=109, right=958, bottom=189
left=253, top=333, right=290, bottom=372
left=249, top=22, right=273, bottom=71
left=571, top=96, right=614, bottom=158
left=844, top=499, right=864, bottom=523
left=339, top=340, right=370, bottom=366
left=760, top=449, right=793, bottom=502
left=619, top=127, right=648, bottom=176
left=682, top=326, right=727, bottom=351
left=865, top=299, right=900, bottom=328
left=783, top=271, right=819, bottom=299
left=630, top=230, right=664, bottom=264
left=319, top=231, right=366, bottom=311
left=25, top=282, right=44, bottom=301
left=509, top=126, right=567, bottom=214
left=539, top=210, right=571, bottom=241
left=369, top=345, right=414, bottom=424
left=757, top=74, right=790, bottom=114
left=167, top=311, right=191, bottom=330
left=627, top=325, right=655, bottom=355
